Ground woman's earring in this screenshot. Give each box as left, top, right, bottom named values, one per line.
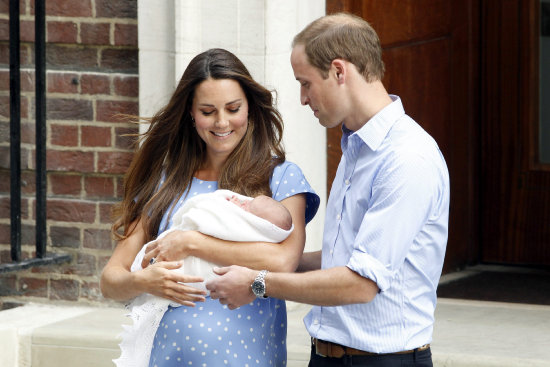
left=191, top=116, right=195, bottom=127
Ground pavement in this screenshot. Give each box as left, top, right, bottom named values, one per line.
left=1, top=275, right=549, bottom=367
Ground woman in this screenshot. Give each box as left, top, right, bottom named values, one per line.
left=100, top=48, right=319, bottom=366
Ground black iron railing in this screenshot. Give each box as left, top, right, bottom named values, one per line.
left=1, top=0, right=70, bottom=273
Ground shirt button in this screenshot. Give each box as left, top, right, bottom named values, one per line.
left=330, top=250, right=333, bottom=255
left=313, top=319, right=319, bottom=325
left=345, top=179, right=350, bottom=185
left=336, top=214, right=341, bottom=220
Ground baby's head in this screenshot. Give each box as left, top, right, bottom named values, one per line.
left=230, top=195, right=293, bottom=231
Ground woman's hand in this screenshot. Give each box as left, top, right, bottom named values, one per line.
left=101, top=219, right=205, bottom=304
left=141, top=230, right=200, bottom=268
left=136, top=260, right=207, bottom=306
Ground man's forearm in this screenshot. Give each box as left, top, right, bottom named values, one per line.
left=265, top=266, right=379, bottom=306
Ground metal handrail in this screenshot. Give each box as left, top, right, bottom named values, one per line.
left=1, top=0, right=70, bottom=273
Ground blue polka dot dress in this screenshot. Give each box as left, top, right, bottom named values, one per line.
left=148, top=161, right=320, bottom=367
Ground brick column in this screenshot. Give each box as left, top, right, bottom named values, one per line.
left=0, top=0, right=138, bottom=305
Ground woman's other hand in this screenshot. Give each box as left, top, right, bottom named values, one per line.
left=141, top=230, right=200, bottom=268
left=136, top=260, right=206, bottom=306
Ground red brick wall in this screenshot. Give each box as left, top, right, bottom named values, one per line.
left=0, top=0, right=138, bottom=306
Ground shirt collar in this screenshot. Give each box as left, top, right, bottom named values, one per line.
left=342, top=95, right=405, bottom=152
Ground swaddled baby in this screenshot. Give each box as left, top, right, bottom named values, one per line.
left=115, top=189, right=293, bottom=367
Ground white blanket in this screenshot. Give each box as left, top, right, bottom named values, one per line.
left=115, top=190, right=292, bottom=367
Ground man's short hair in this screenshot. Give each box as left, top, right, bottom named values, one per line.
left=292, top=12, right=385, bottom=82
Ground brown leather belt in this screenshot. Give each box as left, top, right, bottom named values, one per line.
left=312, top=338, right=430, bottom=358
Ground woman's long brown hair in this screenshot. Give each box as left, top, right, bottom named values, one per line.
left=112, top=49, right=286, bottom=242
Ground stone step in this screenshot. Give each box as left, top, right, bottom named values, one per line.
left=0, top=299, right=549, bottom=367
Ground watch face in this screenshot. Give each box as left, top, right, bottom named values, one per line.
left=252, top=280, right=265, bottom=296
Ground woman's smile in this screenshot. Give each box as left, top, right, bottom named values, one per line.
left=212, top=131, right=233, bottom=137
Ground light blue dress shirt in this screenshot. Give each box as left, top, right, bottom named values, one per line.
left=304, top=95, right=450, bottom=353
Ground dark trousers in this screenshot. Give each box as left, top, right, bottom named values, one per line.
left=308, top=345, right=433, bottom=367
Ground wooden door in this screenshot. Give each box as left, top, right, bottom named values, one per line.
left=326, top=0, right=481, bottom=271
left=481, top=0, right=550, bottom=265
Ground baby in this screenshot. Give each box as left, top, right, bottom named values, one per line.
left=116, top=190, right=293, bottom=367
left=227, top=194, right=292, bottom=231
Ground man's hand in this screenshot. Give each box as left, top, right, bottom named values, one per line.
left=206, top=265, right=257, bottom=309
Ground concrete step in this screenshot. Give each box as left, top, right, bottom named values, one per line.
left=0, top=299, right=549, bottom=367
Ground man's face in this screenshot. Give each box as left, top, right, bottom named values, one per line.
left=290, top=44, right=342, bottom=129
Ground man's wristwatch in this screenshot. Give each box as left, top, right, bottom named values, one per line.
left=251, top=270, right=269, bottom=298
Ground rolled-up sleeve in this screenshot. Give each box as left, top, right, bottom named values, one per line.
left=346, top=151, right=436, bottom=292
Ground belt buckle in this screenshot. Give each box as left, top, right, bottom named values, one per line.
left=312, top=338, right=327, bottom=357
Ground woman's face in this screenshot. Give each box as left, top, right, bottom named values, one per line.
left=191, top=78, right=249, bottom=164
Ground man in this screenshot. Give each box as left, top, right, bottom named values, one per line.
left=207, top=12, right=450, bottom=367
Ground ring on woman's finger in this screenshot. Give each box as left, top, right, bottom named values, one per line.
left=149, top=257, right=157, bottom=265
